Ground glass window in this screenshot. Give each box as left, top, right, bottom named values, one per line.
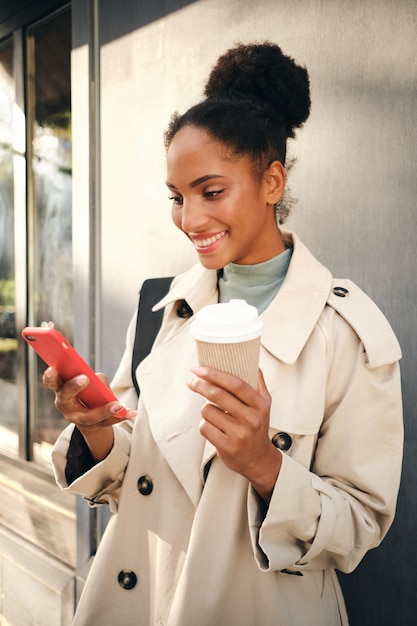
left=27, top=8, right=73, bottom=467
left=0, top=37, right=18, bottom=457
left=0, top=7, right=76, bottom=571
left=0, top=7, right=72, bottom=469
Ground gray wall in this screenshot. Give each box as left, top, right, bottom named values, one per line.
left=72, top=1, right=417, bottom=623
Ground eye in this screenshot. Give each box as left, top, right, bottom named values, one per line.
left=204, top=189, right=225, bottom=199
left=168, top=195, right=183, bottom=206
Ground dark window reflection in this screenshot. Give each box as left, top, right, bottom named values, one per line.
left=29, top=8, right=73, bottom=462
left=0, top=37, right=18, bottom=455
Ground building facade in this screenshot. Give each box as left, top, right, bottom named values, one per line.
left=0, top=1, right=416, bottom=624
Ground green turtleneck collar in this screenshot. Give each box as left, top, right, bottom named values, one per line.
left=218, top=248, right=292, bottom=314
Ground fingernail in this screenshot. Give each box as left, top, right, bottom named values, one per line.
left=75, top=374, right=89, bottom=386
left=190, top=367, right=207, bottom=376
left=110, top=403, right=125, bottom=414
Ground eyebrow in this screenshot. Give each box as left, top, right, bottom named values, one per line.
left=166, top=174, right=223, bottom=190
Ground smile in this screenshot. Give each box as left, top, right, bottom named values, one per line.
left=192, top=231, right=226, bottom=250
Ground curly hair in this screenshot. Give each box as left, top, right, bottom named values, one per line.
left=164, top=41, right=311, bottom=223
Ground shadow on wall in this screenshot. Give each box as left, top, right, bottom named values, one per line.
left=74, top=0, right=200, bottom=49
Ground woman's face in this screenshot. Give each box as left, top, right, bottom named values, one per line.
left=166, top=126, right=286, bottom=269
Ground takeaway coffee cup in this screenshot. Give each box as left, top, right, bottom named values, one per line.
left=190, top=299, right=263, bottom=388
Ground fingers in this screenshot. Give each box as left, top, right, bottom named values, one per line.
left=42, top=366, right=62, bottom=390
left=199, top=414, right=228, bottom=447
left=53, top=373, right=90, bottom=410
left=188, top=366, right=269, bottom=415
left=188, top=366, right=251, bottom=405
left=42, top=367, right=91, bottom=401
left=200, top=401, right=233, bottom=433
left=42, top=366, right=136, bottom=429
left=188, top=366, right=272, bottom=443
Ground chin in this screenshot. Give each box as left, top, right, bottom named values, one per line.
left=197, top=254, right=225, bottom=271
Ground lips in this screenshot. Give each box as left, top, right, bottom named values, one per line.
left=191, top=231, right=227, bottom=252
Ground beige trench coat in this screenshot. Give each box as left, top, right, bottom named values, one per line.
left=52, top=232, right=403, bottom=626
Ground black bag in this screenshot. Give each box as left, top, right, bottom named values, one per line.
left=131, top=277, right=174, bottom=396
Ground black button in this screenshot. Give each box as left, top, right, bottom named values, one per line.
left=137, top=475, right=153, bottom=495
left=118, top=570, right=137, bottom=589
left=333, top=286, right=349, bottom=298
left=176, top=300, right=193, bottom=318
left=272, top=432, right=292, bottom=451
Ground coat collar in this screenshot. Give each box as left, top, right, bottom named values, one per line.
left=153, top=262, right=218, bottom=316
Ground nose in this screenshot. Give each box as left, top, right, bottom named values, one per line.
left=178, top=198, right=208, bottom=234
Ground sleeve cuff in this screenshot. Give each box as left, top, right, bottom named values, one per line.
left=52, top=421, right=132, bottom=501
left=248, top=452, right=321, bottom=572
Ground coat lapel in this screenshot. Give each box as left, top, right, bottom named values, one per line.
left=260, top=233, right=332, bottom=364
left=137, top=266, right=218, bottom=508
left=137, top=325, right=206, bottom=508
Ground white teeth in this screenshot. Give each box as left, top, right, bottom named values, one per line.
left=194, top=232, right=225, bottom=248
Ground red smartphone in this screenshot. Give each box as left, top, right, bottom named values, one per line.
left=22, top=326, right=127, bottom=416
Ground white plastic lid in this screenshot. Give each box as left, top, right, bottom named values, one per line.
left=190, top=299, right=263, bottom=343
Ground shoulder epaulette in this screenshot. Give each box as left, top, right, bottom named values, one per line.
left=327, top=279, right=401, bottom=368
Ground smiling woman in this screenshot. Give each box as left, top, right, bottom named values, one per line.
left=166, top=126, right=287, bottom=267
left=47, top=41, right=403, bottom=626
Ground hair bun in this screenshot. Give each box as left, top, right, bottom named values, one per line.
left=204, top=41, right=310, bottom=137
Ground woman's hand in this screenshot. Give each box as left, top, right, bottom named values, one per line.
left=43, top=366, right=136, bottom=461
left=187, top=367, right=281, bottom=502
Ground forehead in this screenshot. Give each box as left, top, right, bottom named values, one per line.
left=167, top=126, right=227, bottom=160
left=166, top=126, right=249, bottom=182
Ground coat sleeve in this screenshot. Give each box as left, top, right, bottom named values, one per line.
left=51, top=313, right=138, bottom=509
left=248, top=301, right=403, bottom=574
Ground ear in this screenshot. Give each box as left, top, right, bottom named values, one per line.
left=263, top=161, right=286, bottom=205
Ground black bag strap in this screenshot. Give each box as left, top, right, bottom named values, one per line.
left=131, top=276, right=174, bottom=396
